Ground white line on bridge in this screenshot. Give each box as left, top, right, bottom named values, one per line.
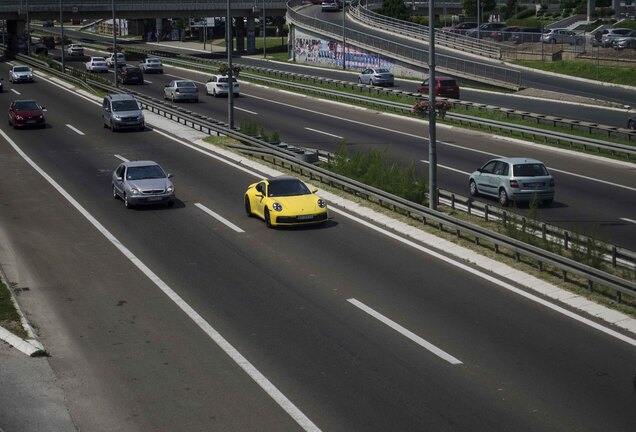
left=114, top=154, right=129, bottom=162
left=10, top=89, right=20, bottom=95
left=236, top=107, right=258, bottom=114
left=347, top=298, right=463, bottom=365
left=65, top=124, right=85, bottom=135
left=194, top=203, right=245, bottom=233
left=305, top=127, right=343, bottom=139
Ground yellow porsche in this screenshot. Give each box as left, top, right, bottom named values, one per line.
left=244, top=176, right=329, bottom=227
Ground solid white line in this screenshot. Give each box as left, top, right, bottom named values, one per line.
left=65, top=124, right=85, bottom=135
left=347, top=298, right=463, bottom=365
left=330, top=207, right=636, bottom=348
left=621, top=218, right=636, bottom=224
left=305, top=127, right=343, bottom=139
left=236, top=107, right=258, bottom=115
left=114, top=154, right=129, bottom=162
left=0, top=129, right=321, bottom=432
left=11, top=89, right=20, bottom=95
left=144, top=79, right=152, bottom=84
left=420, top=160, right=469, bottom=176
left=194, top=203, right=245, bottom=233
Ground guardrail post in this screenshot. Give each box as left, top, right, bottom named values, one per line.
left=562, top=269, right=567, bottom=282
left=456, top=229, right=460, bottom=239
left=475, top=236, right=479, bottom=246
left=564, top=231, right=570, bottom=249
left=515, top=252, right=520, bottom=262
left=484, top=205, right=489, bottom=222
left=612, top=246, right=617, bottom=268
left=542, top=223, right=546, bottom=240
left=538, top=261, right=543, bottom=272
left=467, top=200, right=472, bottom=216
left=451, top=194, right=455, bottom=210
left=494, top=244, right=499, bottom=254
left=502, top=211, right=507, bottom=227
left=522, top=217, right=526, bottom=233
left=587, top=280, right=593, bottom=292
left=616, top=291, right=622, bottom=304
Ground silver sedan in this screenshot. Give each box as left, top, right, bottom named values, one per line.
left=163, top=80, right=199, bottom=102
left=358, top=68, right=394, bottom=87
left=112, top=160, right=176, bottom=208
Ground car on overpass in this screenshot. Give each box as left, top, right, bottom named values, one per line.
left=469, top=157, right=555, bottom=207
left=321, top=0, right=340, bottom=12
left=8, top=65, right=34, bottom=83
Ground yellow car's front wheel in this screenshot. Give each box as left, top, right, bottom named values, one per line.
left=244, top=196, right=252, bottom=217
left=264, top=207, right=273, bottom=228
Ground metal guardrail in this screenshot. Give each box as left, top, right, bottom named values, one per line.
left=286, top=0, right=523, bottom=90
left=16, top=53, right=636, bottom=303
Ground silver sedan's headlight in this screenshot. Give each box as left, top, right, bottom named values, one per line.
left=317, top=199, right=326, bottom=208
left=113, top=115, right=121, bottom=120
left=166, top=186, right=174, bottom=193
left=130, top=188, right=140, bottom=195
left=272, top=202, right=283, bottom=212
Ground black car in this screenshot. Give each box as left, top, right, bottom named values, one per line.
left=510, top=27, right=543, bottom=44
left=117, top=66, right=144, bottom=85
left=628, top=114, right=636, bottom=130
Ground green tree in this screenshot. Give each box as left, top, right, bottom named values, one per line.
left=378, top=0, right=410, bottom=21
left=461, top=0, right=498, bottom=20
left=504, top=0, right=517, bottom=19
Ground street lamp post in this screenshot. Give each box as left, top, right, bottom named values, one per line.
left=112, top=0, right=118, bottom=87
left=428, top=0, right=437, bottom=210
left=227, top=0, right=234, bottom=128
left=262, top=0, right=266, bottom=58
left=342, top=2, right=346, bottom=69
left=26, top=0, right=30, bottom=55
left=60, top=0, right=65, bottom=72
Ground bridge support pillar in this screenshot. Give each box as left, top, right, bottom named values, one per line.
left=4, top=20, right=26, bottom=57
left=246, top=16, right=255, bottom=54
left=235, top=16, right=245, bottom=53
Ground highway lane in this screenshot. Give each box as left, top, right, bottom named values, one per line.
left=1, top=64, right=636, bottom=431
left=48, top=52, right=636, bottom=249
left=43, top=26, right=636, bottom=129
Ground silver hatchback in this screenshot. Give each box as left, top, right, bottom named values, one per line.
left=469, top=157, right=555, bottom=207
left=112, top=160, right=175, bottom=208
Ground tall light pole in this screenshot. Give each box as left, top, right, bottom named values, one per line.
left=262, top=0, right=266, bottom=58
left=476, top=0, right=481, bottom=41
left=112, top=0, right=118, bottom=87
left=226, top=0, right=234, bottom=129
left=60, top=0, right=65, bottom=71
left=26, top=0, right=30, bottom=54
left=342, top=1, right=346, bottom=69
left=428, top=0, right=437, bottom=210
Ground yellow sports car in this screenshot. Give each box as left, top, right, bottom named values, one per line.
left=244, top=176, right=328, bottom=227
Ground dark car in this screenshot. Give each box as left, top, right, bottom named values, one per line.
left=510, top=27, right=543, bottom=44
left=418, top=76, right=460, bottom=99
left=117, top=66, right=144, bottom=85
left=466, top=23, right=507, bottom=38
left=39, top=36, right=55, bottom=48
left=443, top=22, right=478, bottom=36
left=491, top=26, right=528, bottom=42
left=628, top=114, right=636, bottom=130
left=8, top=99, right=46, bottom=129
left=32, top=43, right=48, bottom=55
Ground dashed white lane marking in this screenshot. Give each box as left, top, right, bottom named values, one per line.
left=420, top=160, right=469, bottom=176
left=236, top=107, right=258, bottom=114
left=114, top=154, right=129, bottom=162
left=11, top=89, right=20, bottom=95
left=0, top=128, right=321, bottom=432
left=305, top=127, right=343, bottom=139
left=65, top=124, right=85, bottom=135
left=194, top=202, right=245, bottom=233
left=347, top=298, right=463, bottom=365
left=621, top=218, right=636, bottom=224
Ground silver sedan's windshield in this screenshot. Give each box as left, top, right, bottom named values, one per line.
left=126, top=165, right=166, bottom=180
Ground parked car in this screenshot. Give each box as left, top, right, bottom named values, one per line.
left=418, top=76, right=460, bottom=99
left=205, top=75, right=240, bottom=97
left=106, top=52, right=125, bottom=67
left=358, top=68, right=394, bottom=86
left=163, top=80, right=199, bottom=102
left=321, top=0, right=340, bottom=12
left=39, top=36, right=55, bottom=48
left=510, top=27, right=542, bottom=44
left=54, top=35, right=70, bottom=45
left=117, top=65, right=144, bottom=85
left=491, top=26, right=527, bottom=42
left=32, top=43, right=48, bottom=55
left=469, top=157, right=555, bottom=207
left=9, top=65, right=34, bottom=83
left=112, top=160, right=175, bottom=208
left=66, top=44, right=84, bottom=56
left=628, top=114, right=636, bottom=130
left=612, top=30, right=636, bottom=50
left=244, top=176, right=328, bottom=227
left=540, top=29, right=584, bottom=45
left=442, top=22, right=478, bottom=35
left=42, top=20, right=54, bottom=27
left=8, top=99, right=46, bottom=129
left=600, top=28, right=633, bottom=47
left=85, top=57, right=108, bottom=73
left=139, top=57, right=163, bottom=74
left=466, top=23, right=507, bottom=38
left=102, top=93, right=145, bottom=132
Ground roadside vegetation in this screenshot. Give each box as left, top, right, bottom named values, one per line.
left=0, top=279, right=27, bottom=339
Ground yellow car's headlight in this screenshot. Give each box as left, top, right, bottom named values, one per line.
left=272, top=202, right=283, bottom=212
left=317, top=199, right=326, bottom=208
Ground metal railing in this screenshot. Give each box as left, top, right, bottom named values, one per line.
left=16, top=53, right=635, bottom=303
left=286, top=0, right=523, bottom=89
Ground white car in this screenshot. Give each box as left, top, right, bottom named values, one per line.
left=67, top=44, right=84, bottom=56
left=106, top=52, right=126, bottom=67
left=9, top=65, right=34, bottom=83
left=139, top=58, right=163, bottom=74
left=85, top=57, right=108, bottom=73
left=205, top=75, right=240, bottom=97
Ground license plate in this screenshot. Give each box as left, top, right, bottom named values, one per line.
left=526, top=182, right=544, bottom=188
left=26, top=120, right=36, bottom=124
left=297, top=215, right=313, bottom=220
left=147, top=197, right=162, bottom=202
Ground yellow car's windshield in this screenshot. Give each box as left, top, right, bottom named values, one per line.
left=268, top=179, right=311, bottom=197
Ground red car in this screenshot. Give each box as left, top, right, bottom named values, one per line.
left=8, top=99, right=46, bottom=129
left=418, top=76, right=460, bottom=99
